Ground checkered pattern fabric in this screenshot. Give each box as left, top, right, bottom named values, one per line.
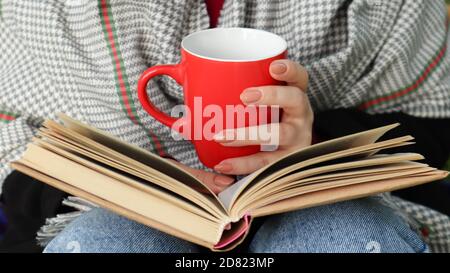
left=390, top=196, right=450, bottom=253
left=1, top=0, right=450, bottom=252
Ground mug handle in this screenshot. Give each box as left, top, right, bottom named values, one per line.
left=137, top=64, right=184, bottom=129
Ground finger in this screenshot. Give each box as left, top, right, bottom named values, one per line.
left=214, top=150, right=286, bottom=175
left=168, top=159, right=234, bottom=194
left=191, top=169, right=234, bottom=194
left=269, top=59, right=309, bottom=91
left=213, top=123, right=296, bottom=147
left=240, top=85, right=310, bottom=116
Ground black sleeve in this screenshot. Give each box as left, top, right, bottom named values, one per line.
left=0, top=171, right=69, bottom=253
left=314, top=109, right=450, bottom=168
left=314, top=108, right=450, bottom=215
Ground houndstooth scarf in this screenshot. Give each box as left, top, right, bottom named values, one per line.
left=1, top=0, right=450, bottom=252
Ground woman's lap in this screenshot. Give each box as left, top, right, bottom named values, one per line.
left=249, top=197, right=427, bottom=253
left=43, top=197, right=428, bottom=253
left=43, top=207, right=199, bottom=253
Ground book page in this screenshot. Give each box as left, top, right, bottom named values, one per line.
left=33, top=133, right=225, bottom=217
left=51, top=114, right=227, bottom=212
left=251, top=170, right=448, bottom=217
left=228, top=153, right=427, bottom=218
left=233, top=140, right=413, bottom=204
left=252, top=160, right=427, bottom=199
left=31, top=141, right=223, bottom=221
left=219, top=134, right=411, bottom=210
left=56, top=114, right=214, bottom=195
left=17, top=144, right=227, bottom=245
left=245, top=166, right=435, bottom=212
left=10, top=162, right=217, bottom=249
left=235, top=153, right=421, bottom=202
left=219, top=174, right=255, bottom=210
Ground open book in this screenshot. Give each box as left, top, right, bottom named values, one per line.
left=11, top=114, right=448, bottom=251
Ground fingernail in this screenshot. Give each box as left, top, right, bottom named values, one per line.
left=214, top=175, right=234, bottom=186
left=214, top=162, right=233, bottom=173
left=240, top=89, right=262, bottom=104
left=213, top=130, right=235, bottom=142
left=270, top=62, right=287, bottom=75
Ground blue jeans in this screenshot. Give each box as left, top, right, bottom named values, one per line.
left=43, top=197, right=429, bottom=253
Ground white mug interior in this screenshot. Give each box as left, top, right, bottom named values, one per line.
left=181, top=28, right=287, bottom=62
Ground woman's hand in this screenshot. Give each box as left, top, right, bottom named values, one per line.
left=167, top=60, right=312, bottom=195
left=168, top=159, right=234, bottom=195
left=213, top=59, right=313, bottom=175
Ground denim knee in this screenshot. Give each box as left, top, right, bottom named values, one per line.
left=249, top=197, right=428, bottom=253
left=43, top=208, right=199, bottom=253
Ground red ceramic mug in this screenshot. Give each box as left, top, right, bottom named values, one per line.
left=138, top=28, right=287, bottom=168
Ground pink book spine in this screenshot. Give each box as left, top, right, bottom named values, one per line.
left=214, top=214, right=251, bottom=250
